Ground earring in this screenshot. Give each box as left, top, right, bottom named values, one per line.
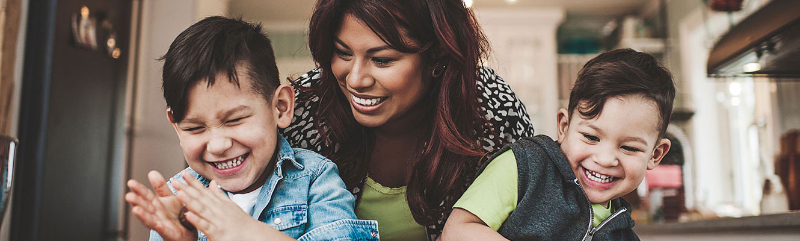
left=431, top=64, right=446, bottom=78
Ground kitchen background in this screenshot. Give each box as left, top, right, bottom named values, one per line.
left=0, top=0, right=798, bottom=240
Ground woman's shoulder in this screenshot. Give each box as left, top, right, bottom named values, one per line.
left=474, top=66, right=535, bottom=151
left=283, top=68, right=324, bottom=153
left=294, top=67, right=323, bottom=87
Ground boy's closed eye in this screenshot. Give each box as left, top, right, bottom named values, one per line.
left=182, top=126, right=205, bottom=133
left=225, top=116, right=246, bottom=125
left=582, top=133, right=600, bottom=142
left=621, top=146, right=643, bottom=153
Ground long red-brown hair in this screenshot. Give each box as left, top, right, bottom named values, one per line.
left=305, top=0, right=493, bottom=225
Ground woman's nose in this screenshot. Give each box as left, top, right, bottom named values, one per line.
left=345, top=61, right=374, bottom=90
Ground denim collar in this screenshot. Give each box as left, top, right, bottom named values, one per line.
left=274, top=134, right=303, bottom=175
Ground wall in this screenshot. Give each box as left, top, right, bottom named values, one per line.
left=476, top=8, right=564, bottom=138
left=0, top=0, right=25, bottom=240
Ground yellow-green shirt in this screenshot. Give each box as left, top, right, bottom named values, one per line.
left=454, top=149, right=614, bottom=230
left=355, top=177, right=427, bottom=241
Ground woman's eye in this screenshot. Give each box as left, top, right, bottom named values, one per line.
left=622, top=146, right=643, bottom=152
left=582, top=134, right=599, bottom=142
left=372, top=57, right=395, bottom=66
left=334, top=49, right=352, bottom=60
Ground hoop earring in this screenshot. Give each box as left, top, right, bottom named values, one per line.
left=431, top=64, right=446, bottom=78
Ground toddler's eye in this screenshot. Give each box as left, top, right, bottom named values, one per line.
left=582, top=134, right=599, bottom=142
left=622, top=146, right=643, bottom=152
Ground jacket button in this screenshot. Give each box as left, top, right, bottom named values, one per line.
left=273, top=218, right=281, bottom=225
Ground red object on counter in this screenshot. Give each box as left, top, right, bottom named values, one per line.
left=646, top=164, right=682, bottom=189
left=710, top=0, right=744, bottom=11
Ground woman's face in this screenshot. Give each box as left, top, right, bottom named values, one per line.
left=331, top=14, right=431, bottom=131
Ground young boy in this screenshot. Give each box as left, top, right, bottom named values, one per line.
left=124, top=16, right=379, bottom=241
left=442, top=49, right=675, bottom=240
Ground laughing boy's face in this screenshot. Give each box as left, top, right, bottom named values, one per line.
left=557, top=94, right=670, bottom=207
left=170, top=72, right=278, bottom=194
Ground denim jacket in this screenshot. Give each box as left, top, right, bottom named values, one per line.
left=150, top=135, right=380, bottom=241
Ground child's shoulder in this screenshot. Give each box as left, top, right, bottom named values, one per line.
left=286, top=147, right=336, bottom=176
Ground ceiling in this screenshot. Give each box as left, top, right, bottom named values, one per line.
left=230, top=0, right=651, bottom=23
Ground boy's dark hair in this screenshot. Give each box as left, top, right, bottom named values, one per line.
left=161, top=16, right=279, bottom=123
left=568, top=48, right=676, bottom=138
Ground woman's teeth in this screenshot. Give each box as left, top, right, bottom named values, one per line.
left=585, top=168, right=617, bottom=183
left=213, top=154, right=246, bottom=170
left=353, top=95, right=384, bottom=106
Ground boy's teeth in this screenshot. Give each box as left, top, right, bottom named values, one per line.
left=585, top=169, right=616, bottom=183
left=353, top=95, right=383, bottom=106
left=213, top=154, right=246, bottom=170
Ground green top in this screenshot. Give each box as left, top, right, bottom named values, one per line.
left=355, top=177, right=427, bottom=241
left=591, top=202, right=612, bottom=227
left=454, top=149, right=615, bottom=230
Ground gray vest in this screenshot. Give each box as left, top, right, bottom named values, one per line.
left=487, top=135, right=639, bottom=241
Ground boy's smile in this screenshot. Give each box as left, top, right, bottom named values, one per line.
left=169, top=70, right=294, bottom=194
left=557, top=94, right=670, bottom=207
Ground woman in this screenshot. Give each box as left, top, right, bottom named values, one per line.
left=282, top=0, right=534, bottom=240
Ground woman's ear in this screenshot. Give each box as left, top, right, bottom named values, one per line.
left=556, top=108, right=570, bottom=143
left=647, top=138, right=672, bottom=170
left=272, top=84, right=295, bottom=128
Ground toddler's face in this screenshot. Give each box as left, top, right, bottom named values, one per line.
left=170, top=73, right=279, bottom=194
left=557, top=94, right=670, bottom=206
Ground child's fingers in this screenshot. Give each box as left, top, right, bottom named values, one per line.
left=125, top=192, right=156, bottom=213
left=208, top=180, right=229, bottom=200
left=184, top=211, right=215, bottom=235
left=131, top=206, right=158, bottom=229
left=180, top=170, right=205, bottom=187
left=127, top=179, right=156, bottom=202
left=148, top=170, right=173, bottom=198
left=176, top=187, right=212, bottom=215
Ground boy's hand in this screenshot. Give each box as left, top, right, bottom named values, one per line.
left=125, top=170, right=197, bottom=241
left=173, top=171, right=295, bottom=241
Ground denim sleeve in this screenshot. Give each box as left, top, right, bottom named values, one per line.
left=149, top=230, right=162, bottom=241
left=300, top=160, right=379, bottom=240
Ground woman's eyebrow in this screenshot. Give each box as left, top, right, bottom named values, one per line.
left=334, top=37, right=392, bottom=53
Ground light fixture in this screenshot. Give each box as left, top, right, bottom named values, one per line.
left=729, top=82, right=742, bottom=96
left=505, top=0, right=517, bottom=4
left=463, top=0, right=473, bottom=8
left=742, top=62, right=761, bottom=73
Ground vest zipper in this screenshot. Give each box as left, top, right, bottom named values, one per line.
left=587, top=206, right=628, bottom=240
left=573, top=178, right=628, bottom=241
left=573, top=178, right=595, bottom=241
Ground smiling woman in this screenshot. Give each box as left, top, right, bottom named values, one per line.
left=281, top=0, right=535, bottom=240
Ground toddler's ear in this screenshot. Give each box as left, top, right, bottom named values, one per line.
left=648, top=138, right=672, bottom=170
left=272, top=84, right=295, bottom=128
left=556, top=109, right=570, bottom=143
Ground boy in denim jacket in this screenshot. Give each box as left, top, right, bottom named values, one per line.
left=441, top=49, right=675, bottom=240
left=125, top=16, right=378, bottom=241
